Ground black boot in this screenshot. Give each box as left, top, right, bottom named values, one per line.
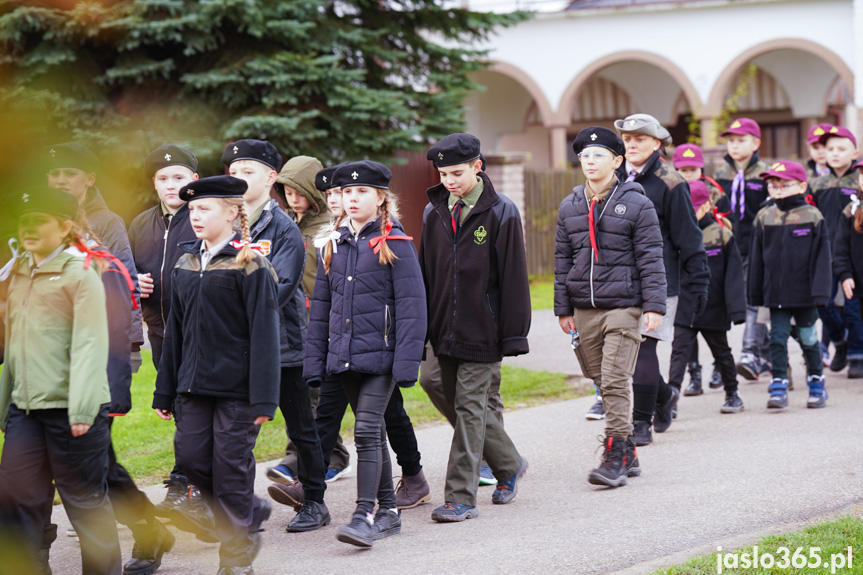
left=123, top=519, right=175, bottom=575
left=625, top=436, right=641, bottom=477
left=653, top=385, right=679, bottom=433
left=830, top=341, right=849, bottom=372
left=686, top=361, right=702, bottom=391
left=684, top=376, right=703, bottom=396
left=849, top=358, right=863, bottom=379
left=632, top=420, right=653, bottom=446
left=708, top=364, right=723, bottom=389
left=588, top=436, right=627, bottom=487
left=169, top=487, right=218, bottom=543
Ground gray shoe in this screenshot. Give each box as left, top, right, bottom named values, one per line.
left=373, top=508, right=402, bottom=540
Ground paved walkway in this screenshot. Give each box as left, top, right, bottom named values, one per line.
left=45, top=311, right=863, bottom=574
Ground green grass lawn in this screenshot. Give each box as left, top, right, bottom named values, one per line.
left=1, top=349, right=586, bottom=485
left=650, top=514, right=863, bottom=574
left=530, top=274, right=554, bottom=310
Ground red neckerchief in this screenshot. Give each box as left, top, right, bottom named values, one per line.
left=588, top=198, right=600, bottom=263
left=713, top=206, right=730, bottom=228
left=229, top=240, right=271, bottom=255
left=71, top=241, right=139, bottom=310
left=369, top=222, right=414, bottom=254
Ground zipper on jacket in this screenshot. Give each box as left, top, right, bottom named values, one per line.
left=384, top=305, right=391, bottom=347
left=585, top=185, right=618, bottom=308
left=20, top=267, right=37, bottom=413
left=159, top=219, right=172, bottom=327
left=189, top=261, right=206, bottom=393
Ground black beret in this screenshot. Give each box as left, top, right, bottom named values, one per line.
left=45, top=143, right=100, bottom=173
left=332, top=161, right=391, bottom=189
left=144, top=144, right=198, bottom=177
left=427, top=133, right=482, bottom=168
left=315, top=165, right=340, bottom=192
left=179, top=175, right=248, bottom=202
left=220, top=139, right=282, bottom=171
left=16, top=187, right=80, bottom=221
left=572, top=127, right=625, bottom=157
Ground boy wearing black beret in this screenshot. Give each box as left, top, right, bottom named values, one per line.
left=420, top=133, right=530, bottom=522
left=555, top=126, right=666, bottom=487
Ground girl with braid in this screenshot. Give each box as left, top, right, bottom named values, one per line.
left=153, top=175, right=281, bottom=575
left=304, top=160, right=427, bottom=548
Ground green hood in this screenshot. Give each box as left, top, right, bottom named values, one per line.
left=276, top=155, right=329, bottom=220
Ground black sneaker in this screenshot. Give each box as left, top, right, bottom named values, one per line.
left=337, top=514, right=375, bottom=548
left=154, top=477, right=188, bottom=518
left=169, top=492, right=218, bottom=543
left=653, top=386, right=679, bottom=433
left=585, top=397, right=605, bottom=420
left=708, top=364, right=723, bottom=389
left=588, top=436, right=627, bottom=488
left=632, top=420, right=653, bottom=446
left=686, top=361, right=701, bottom=392
left=720, top=391, right=744, bottom=414
left=830, top=341, right=849, bottom=372
left=287, top=500, right=331, bottom=533
left=625, top=436, right=641, bottom=477
left=848, top=358, right=863, bottom=379
left=684, top=378, right=703, bottom=396
left=372, top=508, right=401, bottom=540
left=122, top=520, right=175, bottom=575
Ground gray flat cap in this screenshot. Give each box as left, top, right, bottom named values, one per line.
left=614, top=113, right=672, bottom=146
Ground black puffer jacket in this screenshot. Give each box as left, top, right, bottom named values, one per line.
left=554, top=181, right=666, bottom=315
left=674, top=214, right=745, bottom=330
left=616, top=153, right=709, bottom=297
left=832, top=202, right=863, bottom=298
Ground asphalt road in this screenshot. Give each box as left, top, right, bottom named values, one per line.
left=44, top=312, right=863, bottom=574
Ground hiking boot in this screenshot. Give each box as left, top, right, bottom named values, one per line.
left=684, top=377, right=703, bottom=396
left=736, top=359, right=759, bottom=381
left=169, top=491, right=218, bottom=543
left=431, top=502, right=478, bottom=523
left=287, top=500, right=331, bottom=533
left=336, top=513, right=375, bottom=548
left=806, top=375, right=828, bottom=408
left=625, top=436, right=641, bottom=477
left=267, top=482, right=303, bottom=512
left=767, top=379, right=789, bottom=409
left=265, top=464, right=295, bottom=486
left=708, top=364, right=723, bottom=389
left=491, top=458, right=528, bottom=504
left=720, top=391, right=744, bottom=414
left=848, top=358, right=863, bottom=379
left=372, top=508, right=401, bottom=540
left=395, top=469, right=430, bottom=509
left=585, top=396, right=605, bottom=420
left=653, top=386, right=679, bottom=433
left=324, top=465, right=352, bottom=483
left=154, top=476, right=188, bottom=518
left=478, top=465, right=496, bottom=486
left=830, top=341, right=849, bottom=372
left=588, top=436, right=627, bottom=488
left=632, top=420, right=652, bottom=446
left=123, top=520, right=175, bottom=575
left=686, top=361, right=701, bottom=392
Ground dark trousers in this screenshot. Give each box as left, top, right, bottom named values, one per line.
left=149, top=335, right=188, bottom=484
left=669, top=326, right=738, bottom=394
left=770, top=307, right=822, bottom=380
left=280, top=385, right=351, bottom=474
left=341, top=372, right=397, bottom=516
left=276, top=366, right=326, bottom=502
left=175, top=395, right=262, bottom=568
left=317, top=376, right=423, bottom=478
left=0, top=404, right=121, bottom=575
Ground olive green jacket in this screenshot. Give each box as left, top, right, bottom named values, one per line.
left=0, top=251, right=110, bottom=430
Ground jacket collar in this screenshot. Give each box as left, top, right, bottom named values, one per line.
left=618, top=151, right=662, bottom=182
left=82, top=187, right=109, bottom=214
left=249, top=199, right=279, bottom=240
left=179, top=231, right=242, bottom=256
left=427, top=171, right=499, bottom=215
left=723, top=151, right=761, bottom=176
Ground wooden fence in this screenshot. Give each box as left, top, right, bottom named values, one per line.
left=524, top=169, right=585, bottom=276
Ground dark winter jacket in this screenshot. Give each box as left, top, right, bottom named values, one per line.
left=833, top=202, right=863, bottom=298
left=128, top=203, right=196, bottom=345
left=811, top=167, right=858, bottom=246
left=250, top=200, right=307, bottom=367
left=419, top=172, right=531, bottom=363
left=154, top=235, right=281, bottom=419
left=616, top=152, right=709, bottom=297
left=748, top=195, right=832, bottom=309
left=674, top=213, right=745, bottom=331
left=713, top=152, right=770, bottom=259
left=554, top=180, right=666, bottom=315
left=304, top=217, right=427, bottom=386
left=66, top=244, right=133, bottom=416
left=82, top=187, right=143, bottom=346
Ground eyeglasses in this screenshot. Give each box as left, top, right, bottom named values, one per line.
left=577, top=152, right=611, bottom=162
left=767, top=182, right=801, bottom=192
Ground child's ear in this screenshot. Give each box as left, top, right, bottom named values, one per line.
left=752, top=137, right=762, bottom=150
left=267, top=170, right=278, bottom=186
left=86, top=172, right=97, bottom=187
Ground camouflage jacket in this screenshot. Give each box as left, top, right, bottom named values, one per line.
left=748, top=195, right=832, bottom=308
left=810, top=167, right=858, bottom=244
left=675, top=213, right=745, bottom=330
left=714, top=153, right=770, bottom=258
left=153, top=234, right=281, bottom=419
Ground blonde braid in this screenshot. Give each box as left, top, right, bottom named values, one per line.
left=236, top=204, right=254, bottom=265
left=323, top=211, right=348, bottom=274
left=377, top=191, right=397, bottom=267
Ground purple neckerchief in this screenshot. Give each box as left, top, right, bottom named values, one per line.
left=625, top=169, right=638, bottom=183
left=730, top=169, right=746, bottom=220
left=817, top=167, right=830, bottom=177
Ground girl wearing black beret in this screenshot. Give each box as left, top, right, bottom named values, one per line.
left=305, top=160, right=427, bottom=547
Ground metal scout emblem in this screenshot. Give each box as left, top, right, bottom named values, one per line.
left=614, top=204, right=626, bottom=216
